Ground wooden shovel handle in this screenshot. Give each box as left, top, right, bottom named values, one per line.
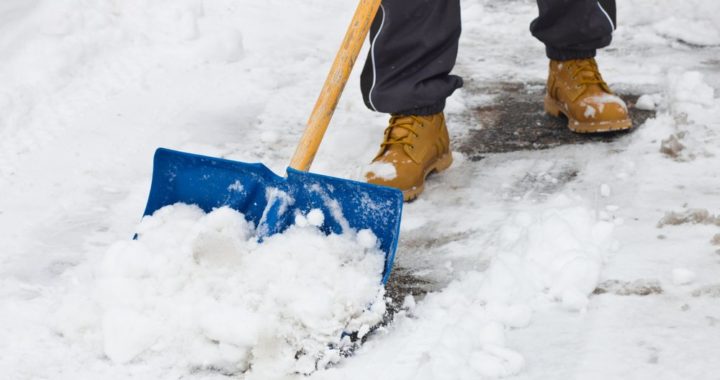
left=289, top=0, right=382, bottom=172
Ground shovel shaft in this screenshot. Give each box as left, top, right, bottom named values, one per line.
left=289, top=0, right=382, bottom=172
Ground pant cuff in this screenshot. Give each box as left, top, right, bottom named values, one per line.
left=545, top=46, right=596, bottom=61
left=394, top=101, right=446, bottom=117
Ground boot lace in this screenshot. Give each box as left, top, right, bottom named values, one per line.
left=380, top=115, right=422, bottom=162
left=382, top=115, right=421, bottom=146
left=567, top=59, right=609, bottom=98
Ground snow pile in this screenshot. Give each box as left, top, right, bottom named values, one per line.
left=490, top=202, right=614, bottom=312
left=318, top=198, right=615, bottom=379
left=667, top=71, right=716, bottom=113
left=3, top=0, right=720, bottom=378
left=659, top=70, right=720, bottom=160
left=54, top=204, right=386, bottom=378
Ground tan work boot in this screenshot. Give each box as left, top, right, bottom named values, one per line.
left=365, top=113, right=453, bottom=202
left=544, top=58, right=632, bottom=133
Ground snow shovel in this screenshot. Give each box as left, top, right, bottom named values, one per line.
left=141, top=0, right=402, bottom=283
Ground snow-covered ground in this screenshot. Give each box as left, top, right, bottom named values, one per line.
left=1, top=0, right=719, bottom=379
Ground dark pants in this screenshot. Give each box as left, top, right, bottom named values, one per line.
left=361, top=0, right=617, bottom=115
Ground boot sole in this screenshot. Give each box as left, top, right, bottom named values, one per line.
left=403, top=153, right=454, bottom=202
left=544, top=95, right=632, bottom=133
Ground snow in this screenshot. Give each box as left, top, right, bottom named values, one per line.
left=584, top=105, right=597, bottom=118
left=584, top=94, right=628, bottom=112
left=672, top=268, right=697, bottom=286
left=653, top=16, right=720, bottom=47
left=636, top=94, right=660, bottom=111
left=228, top=181, right=244, bottom=193
left=668, top=70, right=716, bottom=112
left=600, top=184, right=611, bottom=198
left=2, top=0, right=720, bottom=379
left=356, top=229, right=379, bottom=249
left=364, top=161, right=397, bottom=181
left=58, top=204, right=386, bottom=377
left=306, top=209, right=326, bottom=227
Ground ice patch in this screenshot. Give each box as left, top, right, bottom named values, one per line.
left=57, top=204, right=387, bottom=377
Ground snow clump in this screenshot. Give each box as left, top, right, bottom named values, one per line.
left=54, top=204, right=387, bottom=378
left=365, top=162, right=397, bottom=181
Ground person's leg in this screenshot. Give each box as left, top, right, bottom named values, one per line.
left=360, top=0, right=463, bottom=116
left=530, top=0, right=616, bottom=60
left=531, top=0, right=631, bottom=133
left=362, top=0, right=462, bottom=201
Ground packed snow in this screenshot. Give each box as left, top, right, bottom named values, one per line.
left=1, top=0, right=720, bottom=379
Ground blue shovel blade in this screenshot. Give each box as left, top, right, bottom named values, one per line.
left=143, top=148, right=403, bottom=284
